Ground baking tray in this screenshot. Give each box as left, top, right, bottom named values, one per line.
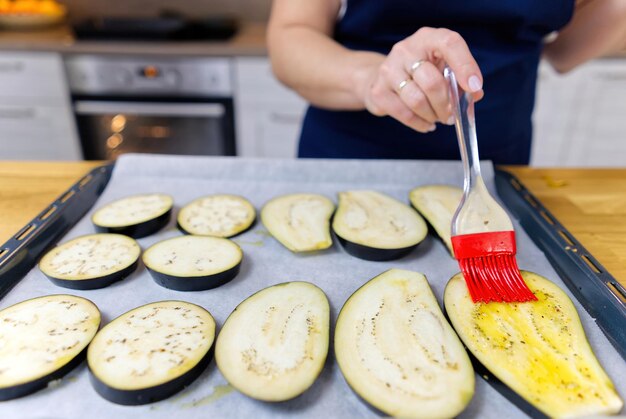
left=0, top=156, right=623, bottom=419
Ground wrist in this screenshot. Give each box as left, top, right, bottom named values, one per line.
left=347, top=51, right=385, bottom=107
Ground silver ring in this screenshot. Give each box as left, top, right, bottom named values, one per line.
left=397, top=79, right=410, bottom=92
left=410, top=59, right=426, bottom=72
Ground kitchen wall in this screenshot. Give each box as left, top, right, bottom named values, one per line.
left=61, top=0, right=272, bottom=22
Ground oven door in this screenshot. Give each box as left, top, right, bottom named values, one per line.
left=74, top=99, right=235, bottom=160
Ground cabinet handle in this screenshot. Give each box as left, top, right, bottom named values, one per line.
left=269, top=112, right=302, bottom=124
left=0, top=107, right=35, bottom=119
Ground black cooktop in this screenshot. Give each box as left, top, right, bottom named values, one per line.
left=73, top=16, right=238, bottom=41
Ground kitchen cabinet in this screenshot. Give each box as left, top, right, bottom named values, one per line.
left=234, top=57, right=307, bottom=158
left=0, top=52, right=81, bottom=160
left=532, top=59, right=626, bottom=167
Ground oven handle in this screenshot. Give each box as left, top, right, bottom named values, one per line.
left=74, top=101, right=225, bottom=117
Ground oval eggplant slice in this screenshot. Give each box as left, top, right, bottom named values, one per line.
left=143, top=235, right=242, bottom=291
left=0, top=295, right=101, bottom=401
left=335, top=269, right=474, bottom=418
left=39, top=233, right=141, bottom=290
left=215, top=282, right=329, bottom=401
left=332, top=190, right=427, bottom=261
left=261, top=193, right=335, bottom=252
left=445, top=270, right=624, bottom=417
left=92, top=193, right=173, bottom=238
left=177, top=194, right=256, bottom=238
left=409, top=185, right=462, bottom=256
left=88, top=301, right=216, bottom=405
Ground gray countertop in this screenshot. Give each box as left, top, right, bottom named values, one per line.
left=0, top=21, right=267, bottom=56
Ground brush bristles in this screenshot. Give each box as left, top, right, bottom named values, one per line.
left=458, top=254, right=537, bottom=303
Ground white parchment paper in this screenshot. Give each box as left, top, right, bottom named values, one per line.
left=0, top=154, right=624, bottom=419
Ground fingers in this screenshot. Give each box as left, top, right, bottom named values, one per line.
left=380, top=56, right=440, bottom=124
left=408, top=60, right=452, bottom=123
left=367, top=81, right=435, bottom=133
left=409, top=27, right=483, bottom=96
left=363, top=27, right=484, bottom=132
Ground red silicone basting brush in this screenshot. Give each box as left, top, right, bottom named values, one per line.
left=444, top=66, right=536, bottom=303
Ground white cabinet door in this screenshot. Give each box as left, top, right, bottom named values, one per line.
left=532, top=60, right=626, bottom=167
left=0, top=104, right=81, bottom=160
left=234, top=57, right=307, bottom=158
left=0, top=52, right=81, bottom=160
left=237, top=104, right=305, bottom=158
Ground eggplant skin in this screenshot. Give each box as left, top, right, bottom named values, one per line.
left=44, top=260, right=138, bottom=290
left=89, top=347, right=213, bottom=406
left=87, top=301, right=216, bottom=405
left=332, top=191, right=427, bottom=261
left=147, top=262, right=241, bottom=292
left=0, top=295, right=101, bottom=401
left=0, top=347, right=88, bottom=401
left=39, top=234, right=141, bottom=290
left=94, top=208, right=171, bottom=239
left=444, top=271, right=624, bottom=418
left=334, top=233, right=417, bottom=262
left=142, top=236, right=243, bottom=292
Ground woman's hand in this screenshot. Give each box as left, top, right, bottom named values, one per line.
left=354, top=27, right=484, bottom=133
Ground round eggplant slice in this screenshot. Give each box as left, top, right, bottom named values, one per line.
left=445, top=271, right=624, bottom=417
left=143, top=236, right=242, bottom=291
left=92, top=193, right=173, bottom=238
left=0, top=295, right=101, bottom=401
left=215, top=282, right=329, bottom=401
left=261, top=193, right=335, bottom=252
left=335, top=269, right=475, bottom=418
left=39, top=234, right=141, bottom=290
left=88, top=301, right=216, bottom=405
left=409, top=185, right=462, bottom=256
left=332, top=190, right=427, bottom=261
left=177, top=194, right=256, bottom=238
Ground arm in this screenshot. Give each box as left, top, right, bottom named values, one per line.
left=267, top=0, right=381, bottom=110
left=267, top=0, right=483, bottom=133
left=544, top=0, right=626, bottom=73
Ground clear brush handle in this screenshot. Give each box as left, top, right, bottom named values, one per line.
left=445, top=66, right=513, bottom=236
left=444, top=66, right=482, bottom=191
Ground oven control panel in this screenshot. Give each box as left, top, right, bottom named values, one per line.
left=64, top=55, right=233, bottom=97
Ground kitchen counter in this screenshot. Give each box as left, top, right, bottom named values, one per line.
left=0, top=22, right=625, bottom=58
left=0, top=21, right=267, bottom=56
left=0, top=161, right=624, bottom=289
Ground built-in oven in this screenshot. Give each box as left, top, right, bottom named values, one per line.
left=64, top=55, right=236, bottom=160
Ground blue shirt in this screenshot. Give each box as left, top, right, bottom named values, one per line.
left=298, top=0, right=575, bottom=164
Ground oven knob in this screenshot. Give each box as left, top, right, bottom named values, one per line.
left=164, top=69, right=181, bottom=87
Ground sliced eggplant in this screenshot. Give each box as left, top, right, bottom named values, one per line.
left=332, top=190, right=427, bottom=261
left=335, top=269, right=475, bottom=418
left=143, top=235, right=242, bottom=291
left=444, top=271, right=624, bottom=417
left=92, top=193, right=173, bottom=238
left=261, top=193, right=335, bottom=252
left=409, top=185, right=462, bottom=256
left=39, top=233, right=141, bottom=290
left=0, top=295, right=101, bottom=400
left=215, top=282, right=329, bottom=401
left=88, top=301, right=216, bottom=405
left=177, top=194, right=256, bottom=238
